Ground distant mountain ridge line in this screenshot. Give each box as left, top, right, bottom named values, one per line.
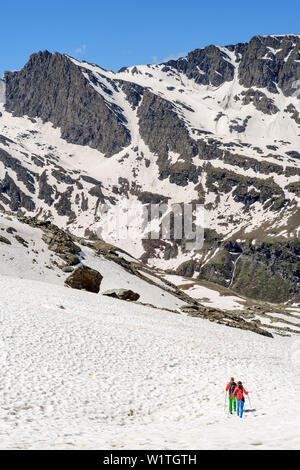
left=0, top=33, right=299, bottom=303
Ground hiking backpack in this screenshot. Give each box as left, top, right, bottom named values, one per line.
left=229, top=382, right=236, bottom=395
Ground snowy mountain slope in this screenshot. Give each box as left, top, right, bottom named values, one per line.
left=0, top=211, right=185, bottom=310
left=163, top=273, right=300, bottom=335
left=0, top=210, right=299, bottom=337
left=0, top=274, right=300, bottom=449
left=0, top=34, right=299, bottom=302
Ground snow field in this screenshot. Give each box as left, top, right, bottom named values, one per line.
left=0, top=275, right=299, bottom=449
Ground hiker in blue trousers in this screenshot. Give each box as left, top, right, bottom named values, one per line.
left=230, top=381, right=248, bottom=418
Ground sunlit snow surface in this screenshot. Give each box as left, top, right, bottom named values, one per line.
left=0, top=213, right=299, bottom=449
left=0, top=48, right=300, bottom=448
left=0, top=274, right=299, bottom=450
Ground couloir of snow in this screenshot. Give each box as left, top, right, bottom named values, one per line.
left=69, top=51, right=300, bottom=162
left=0, top=273, right=299, bottom=450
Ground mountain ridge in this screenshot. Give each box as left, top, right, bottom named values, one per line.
left=0, top=33, right=299, bottom=303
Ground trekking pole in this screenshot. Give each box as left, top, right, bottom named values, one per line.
left=247, top=393, right=252, bottom=408
left=224, top=392, right=227, bottom=411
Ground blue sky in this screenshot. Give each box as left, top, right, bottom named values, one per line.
left=1, top=0, right=299, bottom=76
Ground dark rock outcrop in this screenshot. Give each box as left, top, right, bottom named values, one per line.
left=164, top=45, right=235, bottom=86
left=238, top=35, right=300, bottom=96
left=5, top=51, right=130, bottom=157
left=285, top=104, right=300, bottom=125
left=137, top=90, right=199, bottom=185
left=103, top=289, right=140, bottom=301
left=0, top=173, right=35, bottom=212
left=42, top=227, right=81, bottom=266
left=118, top=80, right=144, bottom=110
left=231, top=240, right=300, bottom=303
left=205, top=164, right=285, bottom=210
left=180, top=304, right=273, bottom=338
left=241, top=89, right=279, bottom=115
left=197, top=238, right=300, bottom=303
left=38, top=170, right=54, bottom=206
left=0, top=148, right=36, bottom=193
left=65, top=265, right=103, bottom=293
left=0, top=234, right=11, bottom=245
left=15, top=235, right=28, bottom=247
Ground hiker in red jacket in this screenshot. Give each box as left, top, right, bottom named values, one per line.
left=225, top=377, right=237, bottom=414
left=231, top=381, right=248, bottom=418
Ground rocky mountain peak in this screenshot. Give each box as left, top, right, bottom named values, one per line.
left=163, top=44, right=235, bottom=87
left=5, top=50, right=130, bottom=156
left=0, top=34, right=299, bottom=304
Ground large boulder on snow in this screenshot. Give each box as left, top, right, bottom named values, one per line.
left=102, top=289, right=140, bottom=302
left=65, top=265, right=103, bottom=293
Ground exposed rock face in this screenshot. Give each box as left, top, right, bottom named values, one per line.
left=65, top=265, right=103, bottom=293
left=0, top=148, right=36, bottom=193
left=196, top=239, right=300, bottom=304
left=42, top=227, right=81, bottom=266
left=285, top=104, right=300, bottom=124
left=231, top=240, right=300, bottom=303
left=238, top=35, right=300, bottom=95
left=5, top=51, right=130, bottom=156
left=137, top=90, right=198, bottom=184
left=199, top=248, right=237, bottom=286
left=0, top=173, right=35, bottom=212
left=241, top=89, right=279, bottom=115
left=38, top=170, right=54, bottom=206
left=205, top=164, right=285, bottom=210
left=164, top=45, right=235, bottom=86
left=180, top=304, right=273, bottom=338
left=15, top=234, right=28, bottom=247
left=102, top=289, right=140, bottom=301
left=118, top=80, right=144, bottom=110
left=0, top=234, right=11, bottom=245
left=219, top=151, right=284, bottom=176
left=163, top=34, right=300, bottom=96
